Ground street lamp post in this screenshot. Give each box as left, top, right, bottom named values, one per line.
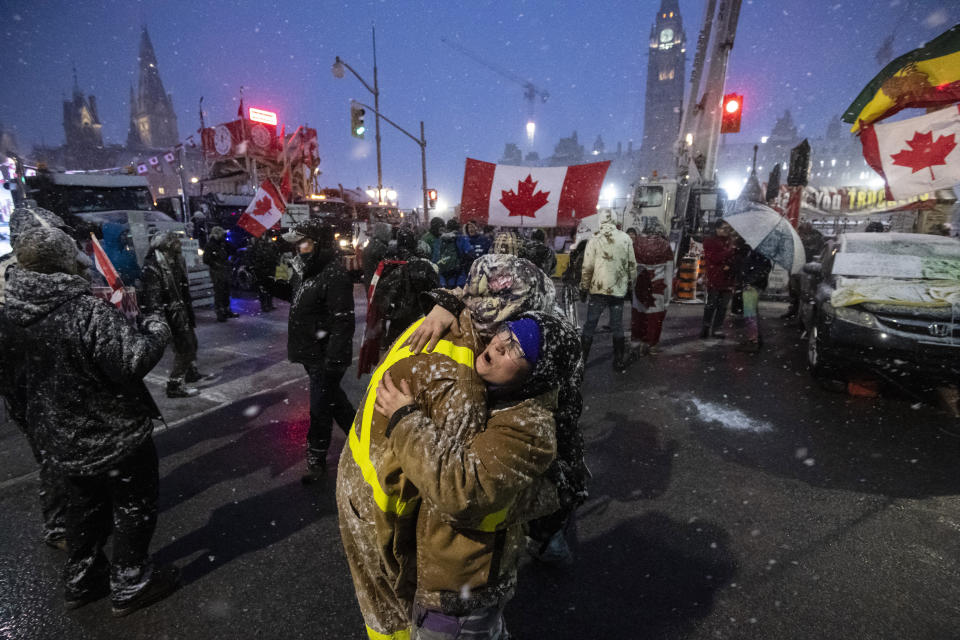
left=351, top=99, right=428, bottom=222
left=332, top=26, right=383, bottom=200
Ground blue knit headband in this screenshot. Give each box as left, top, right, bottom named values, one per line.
left=506, top=317, right=541, bottom=366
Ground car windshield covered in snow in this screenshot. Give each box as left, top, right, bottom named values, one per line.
left=833, top=233, right=960, bottom=279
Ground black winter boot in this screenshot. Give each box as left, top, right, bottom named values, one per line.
left=612, top=337, right=630, bottom=373
left=166, top=380, right=199, bottom=398
left=581, top=336, right=593, bottom=365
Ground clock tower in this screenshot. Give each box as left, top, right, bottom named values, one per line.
left=640, top=0, right=687, bottom=178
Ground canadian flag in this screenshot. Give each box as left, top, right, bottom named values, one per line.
left=89, top=233, right=127, bottom=307
left=460, top=158, right=611, bottom=228
left=860, top=104, right=960, bottom=200
left=237, top=180, right=286, bottom=237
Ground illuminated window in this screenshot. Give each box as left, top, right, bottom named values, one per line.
left=158, top=187, right=165, bottom=195
left=669, top=11, right=674, bottom=17
left=658, top=69, right=675, bottom=81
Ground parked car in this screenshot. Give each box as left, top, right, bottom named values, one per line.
left=800, top=232, right=960, bottom=384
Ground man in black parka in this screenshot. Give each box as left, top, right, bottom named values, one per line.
left=139, top=231, right=207, bottom=398
left=0, top=226, right=179, bottom=616
left=276, top=220, right=356, bottom=477
left=203, top=226, right=237, bottom=321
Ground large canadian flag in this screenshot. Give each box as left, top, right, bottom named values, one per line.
left=860, top=104, right=960, bottom=200
left=237, top=180, right=286, bottom=237
left=460, top=158, right=611, bottom=228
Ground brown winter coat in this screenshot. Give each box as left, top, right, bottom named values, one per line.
left=335, top=309, right=487, bottom=635
left=389, top=391, right=558, bottom=614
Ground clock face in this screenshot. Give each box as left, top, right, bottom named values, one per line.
left=660, top=28, right=674, bottom=44
left=214, top=125, right=232, bottom=155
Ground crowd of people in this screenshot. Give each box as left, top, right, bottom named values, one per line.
left=1, top=200, right=780, bottom=636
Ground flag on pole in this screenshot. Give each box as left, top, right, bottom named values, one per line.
left=163, top=150, right=176, bottom=164
left=236, top=180, right=286, bottom=237
left=459, top=158, right=610, bottom=228
left=860, top=104, right=960, bottom=200
left=90, top=233, right=129, bottom=308
left=843, top=24, right=960, bottom=133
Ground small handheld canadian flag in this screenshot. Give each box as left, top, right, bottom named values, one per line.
left=90, top=233, right=136, bottom=313
left=237, top=180, right=286, bottom=237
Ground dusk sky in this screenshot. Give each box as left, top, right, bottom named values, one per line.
left=1, top=0, right=957, bottom=209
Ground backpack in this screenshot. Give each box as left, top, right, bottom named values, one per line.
left=435, top=235, right=462, bottom=276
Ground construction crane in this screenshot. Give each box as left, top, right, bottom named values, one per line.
left=440, top=37, right=549, bottom=144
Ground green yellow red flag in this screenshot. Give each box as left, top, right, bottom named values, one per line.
left=843, top=24, right=960, bottom=133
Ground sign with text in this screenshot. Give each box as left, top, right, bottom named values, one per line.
left=281, top=203, right=310, bottom=228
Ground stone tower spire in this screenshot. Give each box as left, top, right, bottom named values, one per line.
left=640, top=0, right=687, bottom=177
left=127, top=25, right=179, bottom=149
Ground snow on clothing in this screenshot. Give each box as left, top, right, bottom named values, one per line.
left=737, top=246, right=772, bottom=344
left=373, top=257, right=441, bottom=345
left=0, top=266, right=171, bottom=603
left=462, top=228, right=492, bottom=269
left=0, top=267, right=169, bottom=476
left=387, top=311, right=581, bottom=622
left=427, top=255, right=587, bottom=549
left=336, top=310, right=488, bottom=638
left=139, top=246, right=199, bottom=384
left=580, top=214, right=637, bottom=298
left=492, top=231, right=521, bottom=257
left=631, top=233, right=674, bottom=348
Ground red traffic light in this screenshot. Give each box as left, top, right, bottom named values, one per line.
left=721, top=93, right=743, bottom=133
left=427, top=189, right=438, bottom=207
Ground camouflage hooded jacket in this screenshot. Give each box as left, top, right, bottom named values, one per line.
left=580, top=215, right=637, bottom=298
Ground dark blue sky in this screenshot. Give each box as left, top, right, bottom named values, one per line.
left=1, top=0, right=956, bottom=208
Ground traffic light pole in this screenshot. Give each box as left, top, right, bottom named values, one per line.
left=351, top=100, right=428, bottom=218
left=333, top=39, right=383, bottom=200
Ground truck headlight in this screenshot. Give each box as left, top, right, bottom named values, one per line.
left=834, top=306, right=877, bottom=328
left=339, top=239, right=348, bottom=248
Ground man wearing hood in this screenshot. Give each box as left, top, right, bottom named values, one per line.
left=630, top=218, right=675, bottom=356
left=0, top=226, right=179, bottom=616
left=274, top=220, right=355, bottom=476
left=203, top=226, right=238, bottom=322
left=420, top=216, right=445, bottom=256
left=579, top=211, right=638, bottom=372
left=376, top=311, right=582, bottom=639
left=0, top=201, right=87, bottom=551
left=139, top=231, right=208, bottom=398
left=363, top=221, right=393, bottom=288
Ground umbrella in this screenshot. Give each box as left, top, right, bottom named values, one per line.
left=723, top=204, right=806, bottom=274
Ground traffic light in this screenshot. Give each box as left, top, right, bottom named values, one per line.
left=427, top=189, right=438, bottom=208
left=350, top=102, right=366, bottom=139
left=720, top=93, right=743, bottom=134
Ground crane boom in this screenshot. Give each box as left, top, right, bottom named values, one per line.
left=440, top=37, right=550, bottom=103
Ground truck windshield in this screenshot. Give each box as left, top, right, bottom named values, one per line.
left=62, top=186, right=155, bottom=214
left=634, top=186, right=664, bottom=208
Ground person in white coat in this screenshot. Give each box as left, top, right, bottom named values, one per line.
left=579, top=212, right=637, bottom=372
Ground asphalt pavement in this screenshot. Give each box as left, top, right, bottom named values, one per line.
left=2, top=287, right=959, bottom=640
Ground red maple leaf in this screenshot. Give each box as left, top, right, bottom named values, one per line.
left=251, top=196, right=274, bottom=217
left=890, top=130, right=957, bottom=180
left=500, top=174, right=550, bottom=218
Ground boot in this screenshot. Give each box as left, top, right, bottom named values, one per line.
left=581, top=335, right=593, bottom=365
left=166, top=379, right=199, bottom=398
left=111, top=565, right=180, bottom=618
left=225, top=310, right=240, bottom=319
left=215, top=307, right=228, bottom=322
left=612, top=337, right=630, bottom=373
left=699, top=326, right=710, bottom=339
